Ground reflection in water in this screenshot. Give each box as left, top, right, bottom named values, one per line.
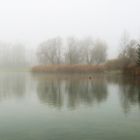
left=1, top=74, right=140, bottom=140
left=0, top=73, right=140, bottom=113
left=106, top=76, right=140, bottom=113
left=37, top=79, right=63, bottom=108
left=65, top=79, right=107, bottom=109
left=37, top=76, right=108, bottom=109
left=0, top=73, right=26, bottom=101
left=119, top=78, right=140, bottom=113
left=36, top=75, right=140, bottom=112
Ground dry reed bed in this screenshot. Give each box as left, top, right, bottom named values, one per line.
left=32, top=64, right=105, bottom=73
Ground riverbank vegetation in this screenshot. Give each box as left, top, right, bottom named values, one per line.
left=32, top=64, right=105, bottom=73
left=32, top=32, right=140, bottom=75
left=0, top=32, right=140, bottom=76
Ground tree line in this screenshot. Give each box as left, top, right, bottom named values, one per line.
left=0, top=42, right=27, bottom=68
left=106, top=32, right=140, bottom=70
left=37, top=37, right=107, bottom=65
left=37, top=34, right=140, bottom=70
left=1, top=32, right=140, bottom=70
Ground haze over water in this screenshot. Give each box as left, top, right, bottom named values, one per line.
left=0, top=0, right=140, bottom=139
left=0, top=72, right=140, bottom=140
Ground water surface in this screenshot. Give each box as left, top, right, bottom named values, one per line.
left=0, top=72, right=140, bottom=140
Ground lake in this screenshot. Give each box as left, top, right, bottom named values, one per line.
left=0, top=72, right=140, bottom=140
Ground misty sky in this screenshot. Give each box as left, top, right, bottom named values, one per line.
left=0, top=0, right=140, bottom=58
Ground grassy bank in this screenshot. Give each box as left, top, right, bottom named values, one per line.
left=32, top=64, right=105, bottom=73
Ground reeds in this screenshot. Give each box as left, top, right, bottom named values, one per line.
left=32, top=64, right=105, bottom=73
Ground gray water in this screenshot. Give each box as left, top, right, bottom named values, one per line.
left=0, top=72, right=140, bottom=140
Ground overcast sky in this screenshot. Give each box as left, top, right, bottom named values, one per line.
left=0, top=0, right=140, bottom=58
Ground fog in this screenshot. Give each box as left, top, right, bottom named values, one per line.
left=0, top=0, right=140, bottom=60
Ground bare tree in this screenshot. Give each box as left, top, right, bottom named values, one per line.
left=79, top=37, right=94, bottom=64
left=65, top=37, right=82, bottom=64
left=91, top=39, right=107, bottom=64
left=0, top=42, right=27, bottom=68
left=118, top=32, right=137, bottom=67
left=37, top=37, right=62, bottom=64
left=12, top=43, right=27, bottom=68
left=119, top=31, right=130, bottom=58
left=37, top=37, right=108, bottom=65
left=126, top=40, right=137, bottom=65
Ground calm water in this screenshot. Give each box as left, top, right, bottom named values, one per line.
left=0, top=72, right=140, bottom=140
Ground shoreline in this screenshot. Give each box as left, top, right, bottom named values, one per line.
left=31, top=64, right=105, bottom=73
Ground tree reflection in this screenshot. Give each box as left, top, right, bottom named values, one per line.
left=0, top=73, right=26, bottom=101
left=37, top=76, right=108, bottom=109
left=118, top=78, right=140, bottom=114
left=37, top=79, right=63, bottom=108
left=106, top=76, right=140, bottom=113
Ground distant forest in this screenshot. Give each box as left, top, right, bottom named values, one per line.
left=0, top=32, right=140, bottom=70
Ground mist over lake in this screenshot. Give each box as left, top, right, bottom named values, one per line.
left=1, top=0, right=140, bottom=139
left=0, top=73, right=140, bottom=140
